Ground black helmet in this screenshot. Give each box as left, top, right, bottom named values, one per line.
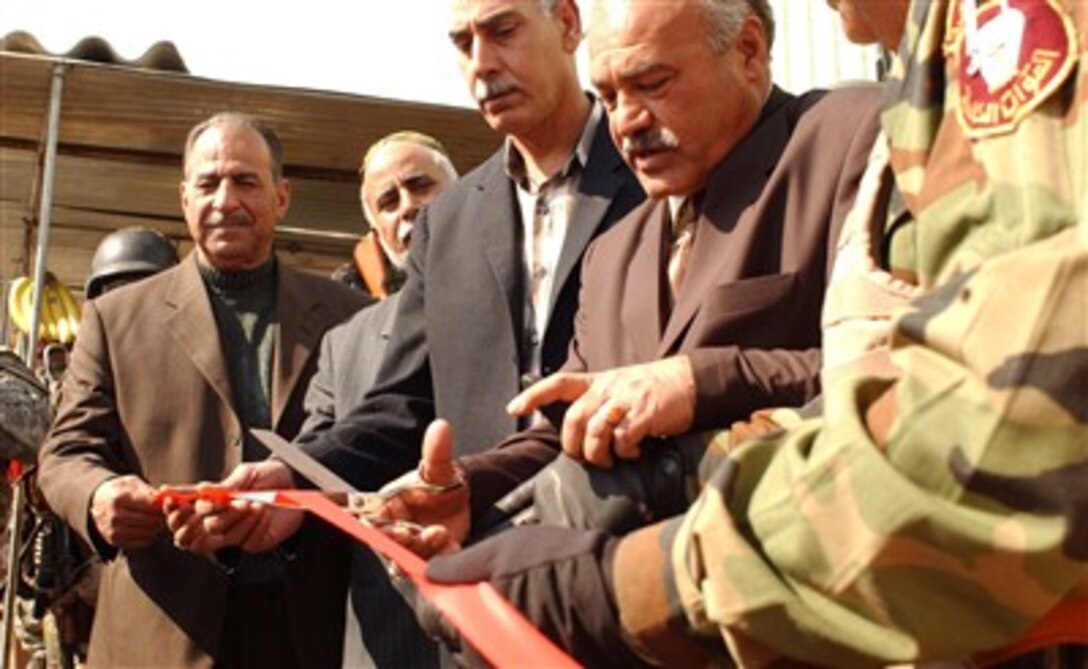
left=86, top=228, right=179, bottom=298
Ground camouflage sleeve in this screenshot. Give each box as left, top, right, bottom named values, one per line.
left=613, top=227, right=1088, bottom=666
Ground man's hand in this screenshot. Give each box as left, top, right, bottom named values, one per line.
left=419, top=525, right=649, bottom=667
left=507, top=357, right=696, bottom=468
left=167, top=460, right=303, bottom=554
left=378, top=419, right=470, bottom=558
left=90, top=475, right=164, bottom=550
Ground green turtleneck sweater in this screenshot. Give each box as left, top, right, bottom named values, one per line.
left=199, top=256, right=286, bottom=583
left=198, top=256, right=278, bottom=463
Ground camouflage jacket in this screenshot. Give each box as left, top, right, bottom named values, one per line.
left=613, top=0, right=1088, bottom=666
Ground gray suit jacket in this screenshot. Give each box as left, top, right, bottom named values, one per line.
left=297, top=294, right=441, bottom=667
left=302, top=113, right=645, bottom=489
left=297, top=294, right=399, bottom=441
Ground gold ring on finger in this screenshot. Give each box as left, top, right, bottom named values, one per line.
left=605, top=405, right=627, bottom=427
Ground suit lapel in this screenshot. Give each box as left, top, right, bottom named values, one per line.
left=621, top=203, right=668, bottom=359
left=165, top=255, right=235, bottom=414
left=658, top=89, right=794, bottom=354
left=477, top=157, right=525, bottom=344
left=545, top=122, right=627, bottom=327
left=271, top=264, right=323, bottom=428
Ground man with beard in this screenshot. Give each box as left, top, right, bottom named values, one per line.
left=329, top=132, right=457, bottom=300
left=296, top=131, right=458, bottom=668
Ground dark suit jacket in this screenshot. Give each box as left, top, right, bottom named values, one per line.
left=461, top=86, right=884, bottom=513
left=38, top=254, right=365, bottom=668
left=302, top=115, right=646, bottom=489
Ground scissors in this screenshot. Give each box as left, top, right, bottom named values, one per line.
left=154, top=475, right=461, bottom=527
left=155, top=427, right=462, bottom=527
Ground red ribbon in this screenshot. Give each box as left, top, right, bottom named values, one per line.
left=279, top=491, right=580, bottom=668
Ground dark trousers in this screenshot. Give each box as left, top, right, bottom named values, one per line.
left=219, top=582, right=300, bottom=669
left=350, top=546, right=439, bottom=668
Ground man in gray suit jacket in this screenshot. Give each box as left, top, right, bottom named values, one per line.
left=298, top=132, right=458, bottom=443
left=296, top=131, right=458, bottom=668
left=207, top=0, right=644, bottom=508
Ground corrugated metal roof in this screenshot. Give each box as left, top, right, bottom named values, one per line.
left=1, top=30, right=188, bottom=73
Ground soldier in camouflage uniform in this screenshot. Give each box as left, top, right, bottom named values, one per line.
left=415, top=0, right=1088, bottom=665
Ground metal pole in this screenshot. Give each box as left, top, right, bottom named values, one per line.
left=23, top=63, right=66, bottom=369
left=4, top=62, right=65, bottom=669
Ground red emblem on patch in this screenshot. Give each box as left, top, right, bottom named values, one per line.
left=946, top=0, right=1077, bottom=138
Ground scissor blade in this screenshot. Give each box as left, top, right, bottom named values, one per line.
left=250, top=428, right=358, bottom=494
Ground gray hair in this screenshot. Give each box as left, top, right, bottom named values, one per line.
left=359, top=130, right=458, bottom=182
left=698, top=0, right=775, bottom=53
left=183, top=111, right=285, bottom=181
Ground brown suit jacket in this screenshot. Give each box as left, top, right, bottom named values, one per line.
left=463, top=86, right=883, bottom=513
left=38, top=254, right=365, bottom=668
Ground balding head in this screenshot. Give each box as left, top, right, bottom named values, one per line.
left=360, top=132, right=459, bottom=269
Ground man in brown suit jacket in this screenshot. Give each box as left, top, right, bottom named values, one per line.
left=358, top=2, right=883, bottom=661
left=37, top=113, right=365, bottom=668
left=390, top=0, right=884, bottom=542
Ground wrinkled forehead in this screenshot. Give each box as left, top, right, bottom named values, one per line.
left=365, top=142, right=445, bottom=184
left=589, top=0, right=697, bottom=71
left=450, top=0, right=545, bottom=31
left=185, top=123, right=271, bottom=176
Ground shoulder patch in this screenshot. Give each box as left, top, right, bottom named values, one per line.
left=945, top=0, right=1078, bottom=139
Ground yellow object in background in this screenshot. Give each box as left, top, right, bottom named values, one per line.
left=6, top=273, right=81, bottom=344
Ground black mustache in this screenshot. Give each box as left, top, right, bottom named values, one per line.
left=203, top=213, right=253, bottom=228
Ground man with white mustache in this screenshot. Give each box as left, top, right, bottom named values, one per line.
left=296, top=131, right=459, bottom=668
left=182, top=0, right=880, bottom=566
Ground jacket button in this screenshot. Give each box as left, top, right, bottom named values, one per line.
left=520, top=373, right=540, bottom=390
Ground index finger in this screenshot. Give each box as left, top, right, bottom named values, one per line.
left=506, top=372, right=591, bottom=416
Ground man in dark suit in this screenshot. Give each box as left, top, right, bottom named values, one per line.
left=209, top=0, right=644, bottom=504
left=37, top=112, right=365, bottom=668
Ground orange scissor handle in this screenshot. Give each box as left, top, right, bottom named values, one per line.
left=152, top=485, right=236, bottom=508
